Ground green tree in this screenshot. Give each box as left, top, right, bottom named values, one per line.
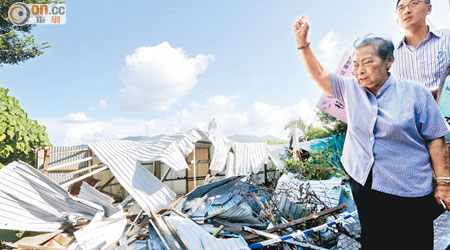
left=0, top=87, right=51, bottom=168
left=284, top=118, right=332, bottom=142
left=316, top=109, right=347, bottom=134
left=284, top=117, right=313, bottom=141
left=307, top=127, right=332, bottom=140
left=0, top=0, right=56, bottom=65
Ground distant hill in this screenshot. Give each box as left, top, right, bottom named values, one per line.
left=122, top=134, right=286, bottom=144
left=227, top=134, right=286, bottom=143
left=121, top=135, right=164, bottom=141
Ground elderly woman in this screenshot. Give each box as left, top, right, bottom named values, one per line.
left=293, top=16, right=450, bottom=250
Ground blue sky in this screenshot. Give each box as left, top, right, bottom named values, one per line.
left=1, top=0, right=450, bottom=145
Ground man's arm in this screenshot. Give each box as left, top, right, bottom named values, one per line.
left=430, top=86, right=438, bottom=99
left=427, top=136, right=450, bottom=208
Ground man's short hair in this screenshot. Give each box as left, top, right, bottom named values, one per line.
left=353, top=35, right=395, bottom=62
left=396, top=0, right=431, bottom=9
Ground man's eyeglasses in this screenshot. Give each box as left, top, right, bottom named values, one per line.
left=396, top=0, right=428, bottom=13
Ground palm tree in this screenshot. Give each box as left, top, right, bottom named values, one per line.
left=284, top=117, right=313, bottom=142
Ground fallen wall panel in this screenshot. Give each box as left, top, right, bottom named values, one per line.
left=0, top=161, right=99, bottom=232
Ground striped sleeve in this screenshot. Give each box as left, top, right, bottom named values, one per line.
left=418, top=88, right=450, bottom=140
left=330, top=73, right=346, bottom=105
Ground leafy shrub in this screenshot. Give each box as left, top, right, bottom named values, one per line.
left=281, top=147, right=347, bottom=180
left=0, top=87, right=51, bottom=167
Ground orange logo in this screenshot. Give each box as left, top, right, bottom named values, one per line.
left=8, top=3, right=66, bottom=25
left=8, top=2, right=30, bottom=25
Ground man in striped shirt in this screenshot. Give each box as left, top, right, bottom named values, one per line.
left=391, top=0, right=450, bottom=98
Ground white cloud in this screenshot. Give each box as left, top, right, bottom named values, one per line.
left=143, top=95, right=315, bottom=140
left=249, top=99, right=316, bottom=138
left=99, top=99, right=108, bottom=109
left=143, top=94, right=246, bottom=137
left=62, top=112, right=90, bottom=123
left=65, top=123, right=104, bottom=145
left=38, top=95, right=317, bottom=146
left=317, top=31, right=344, bottom=71
left=120, top=42, right=214, bottom=112
left=38, top=115, right=148, bottom=146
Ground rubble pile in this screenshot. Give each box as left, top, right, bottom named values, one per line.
left=0, top=160, right=363, bottom=250
left=0, top=128, right=448, bottom=250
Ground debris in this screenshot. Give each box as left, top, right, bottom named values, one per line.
left=73, top=210, right=127, bottom=250
left=1, top=128, right=370, bottom=250
left=0, top=161, right=99, bottom=233
left=88, top=140, right=177, bottom=214
left=333, top=234, right=361, bottom=250
left=239, top=211, right=358, bottom=249
left=10, top=230, right=63, bottom=249
left=244, top=204, right=347, bottom=241
left=163, top=215, right=248, bottom=249
left=213, top=225, right=225, bottom=237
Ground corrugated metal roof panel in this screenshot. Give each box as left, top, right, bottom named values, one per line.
left=78, top=182, right=121, bottom=217
left=88, top=129, right=208, bottom=173
left=209, top=136, right=233, bottom=173
left=0, top=161, right=99, bottom=232
left=45, top=146, right=90, bottom=169
left=184, top=176, right=240, bottom=206
left=227, top=143, right=275, bottom=177
left=216, top=203, right=261, bottom=224
left=88, top=140, right=177, bottom=215
left=73, top=210, right=127, bottom=250
left=167, top=216, right=247, bottom=250
left=207, top=193, right=243, bottom=216
left=40, top=146, right=91, bottom=184
left=267, top=144, right=287, bottom=169
left=277, top=194, right=307, bottom=219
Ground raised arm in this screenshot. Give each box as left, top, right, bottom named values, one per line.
left=293, top=16, right=333, bottom=96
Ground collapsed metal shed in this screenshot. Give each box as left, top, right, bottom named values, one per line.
left=36, top=128, right=281, bottom=198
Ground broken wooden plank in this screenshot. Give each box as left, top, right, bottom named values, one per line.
left=243, top=226, right=277, bottom=239
left=45, top=239, right=65, bottom=248
left=43, top=148, right=51, bottom=170
left=252, top=192, right=275, bottom=224
left=97, top=175, right=115, bottom=191
left=205, top=208, right=227, bottom=220
left=171, top=208, right=189, bottom=219
left=14, top=230, right=63, bottom=247
left=244, top=203, right=346, bottom=240
left=157, top=196, right=187, bottom=219
left=51, top=163, right=103, bottom=182
left=60, top=165, right=108, bottom=188
left=150, top=210, right=179, bottom=250
left=17, top=244, right=67, bottom=250
left=157, top=196, right=184, bottom=215
left=264, top=200, right=277, bottom=225
left=212, top=225, right=225, bottom=237
left=52, top=234, right=74, bottom=246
